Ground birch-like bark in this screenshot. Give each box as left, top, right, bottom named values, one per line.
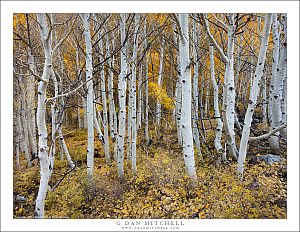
left=49, top=70, right=58, bottom=177
left=94, top=106, right=105, bottom=144
left=280, top=14, right=287, bottom=138
left=82, top=96, right=87, bottom=129
left=262, top=74, right=268, bottom=123
left=77, top=97, right=82, bottom=128
left=156, top=37, right=165, bottom=127
left=144, top=20, right=150, bottom=146
left=209, top=43, right=223, bottom=154
left=268, top=13, right=280, bottom=127
left=98, top=28, right=110, bottom=164
left=117, top=13, right=128, bottom=181
left=174, top=26, right=182, bottom=145
left=137, top=45, right=143, bottom=130
left=106, top=35, right=115, bottom=139
left=35, top=13, right=52, bottom=218
left=81, top=13, right=94, bottom=179
left=131, top=13, right=140, bottom=175
left=178, top=14, right=197, bottom=182
left=202, top=13, right=237, bottom=160
left=224, top=14, right=238, bottom=160
left=269, top=13, right=282, bottom=150
left=237, top=13, right=273, bottom=179
left=192, top=20, right=202, bottom=160
left=58, top=129, right=75, bottom=169
left=19, top=75, right=32, bottom=168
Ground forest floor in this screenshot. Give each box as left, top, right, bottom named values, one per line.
left=13, top=121, right=287, bottom=219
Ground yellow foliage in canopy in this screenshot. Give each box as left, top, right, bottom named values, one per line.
left=13, top=13, right=26, bottom=29
left=148, top=82, right=174, bottom=110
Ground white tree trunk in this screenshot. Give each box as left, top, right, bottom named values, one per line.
left=19, top=77, right=32, bottom=168
left=98, top=28, right=110, bottom=164
left=137, top=46, right=143, bottom=130
left=93, top=106, right=105, bottom=144
left=117, top=13, right=128, bottom=181
left=131, top=13, right=140, bottom=175
left=81, top=13, right=94, bottom=179
left=156, top=37, right=165, bottom=127
left=35, top=13, right=52, bottom=218
left=58, top=128, right=75, bottom=169
left=106, top=35, right=116, bottom=139
left=144, top=21, right=150, bottom=146
left=237, top=13, right=273, bottom=179
left=224, top=14, right=238, bottom=160
left=209, top=43, right=223, bottom=154
left=192, top=20, right=202, bottom=160
left=178, top=13, right=197, bottom=182
left=280, top=15, right=287, bottom=138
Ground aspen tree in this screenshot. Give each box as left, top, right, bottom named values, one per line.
left=237, top=13, right=273, bottom=179
left=144, top=20, right=150, bottom=146
left=156, top=37, right=165, bottom=127
left=268, top=13, right=281, bottom=151
left=209, top=43, right=223, bottom=155
left=35, top=13, right=52, bottom=218
left=178, top=13, right=197, bottom=181
left=117, top=13, right=128, bottom=181
left=201, top=13, right=238, bottom=160
left=97, top=26, right=110, bottom=164
left=81, top=13, right=95, bottom=179
left=131, top=13, right=140, bottom=175
left=280, top=14, right=287, bottom=138
left=192, top=19, right=202, bottom=160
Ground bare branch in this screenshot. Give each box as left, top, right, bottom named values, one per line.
left=249, top=123, right=287, bottom=141
left=200, top=13, right=229, bottom=63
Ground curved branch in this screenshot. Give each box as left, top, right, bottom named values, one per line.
left=249, top=123, right=287, bottom=141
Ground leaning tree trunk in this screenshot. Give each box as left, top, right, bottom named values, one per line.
left=178, top=13, right=197, bottom=182
left=35, top=13, right=52, bottom=218
left=237, top=13, right=273, bottom=179
left=81, top=13, right=94, bottom=180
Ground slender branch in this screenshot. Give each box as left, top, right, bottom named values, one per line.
left=249, top=123, right=287, bottom=141
left=46, top=78, right=89, bottom=102
left=210, top=13, right=229, bottom=30
left=200, top=13, right=229, bottom=63
left=52, top=14, right=77, bottom=54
